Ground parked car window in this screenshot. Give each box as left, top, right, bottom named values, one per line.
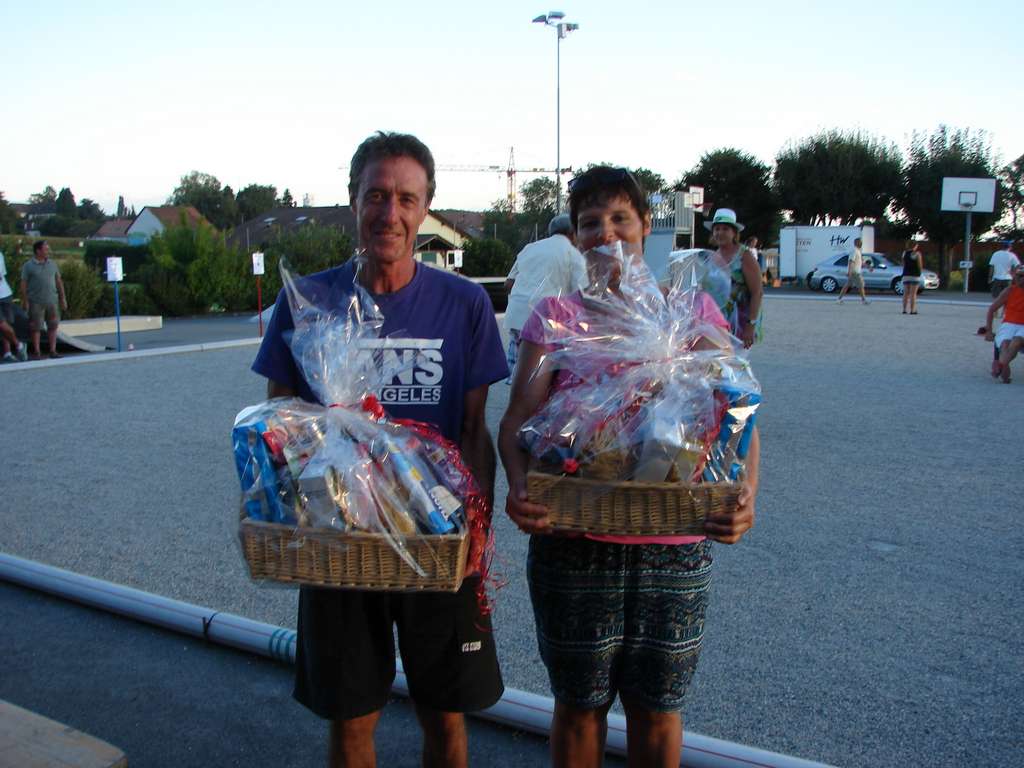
left=835, top=255, right=849, bottom=266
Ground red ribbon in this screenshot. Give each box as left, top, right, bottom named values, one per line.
left=360, top=394, right=385, bottom=421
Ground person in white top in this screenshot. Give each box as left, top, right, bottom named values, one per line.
left=988, top=241, right=1020, bottom=298
left=837, top=237, right=871, bottom=304
left=0, top=250, right=28, bottom=362
left=503, top=214, right=585, bottom=375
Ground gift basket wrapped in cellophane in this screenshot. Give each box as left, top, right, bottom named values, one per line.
left=520, top=243, right=761, bottom=535
left=232, top=258, right=491, bottom=592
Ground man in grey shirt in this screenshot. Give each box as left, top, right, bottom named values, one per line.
left=20, top=240, right=67, bottom=359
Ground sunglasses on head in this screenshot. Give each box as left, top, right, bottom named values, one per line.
left=567, top=167, right=637, bottom=197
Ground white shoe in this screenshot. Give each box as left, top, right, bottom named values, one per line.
left=837, top=297, right=843, bottom=304
left=15, top=342, right=27, bottom=361
left=1, top=353, right=14, bottom=363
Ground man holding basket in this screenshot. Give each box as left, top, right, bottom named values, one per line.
left=252, top=131, right=507, bottom=768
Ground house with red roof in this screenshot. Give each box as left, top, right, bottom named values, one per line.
left=125, top=206, right=210, bottom=244
left=88, top=218, right=135, bottom=243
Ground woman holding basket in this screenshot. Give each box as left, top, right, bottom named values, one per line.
left=498, top=166, right=761, bottom=768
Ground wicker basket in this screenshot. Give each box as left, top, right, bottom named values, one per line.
left=238, top=514, right=469, bottom=592
left=527, top=471, right=741, bottom=536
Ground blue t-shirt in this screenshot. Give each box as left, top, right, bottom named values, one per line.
left=251, top=261, right=508, bottom=442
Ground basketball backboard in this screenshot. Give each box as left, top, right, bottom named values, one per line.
left=940, top=177, right=996, bottom=213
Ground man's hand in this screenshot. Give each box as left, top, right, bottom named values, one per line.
left=985, top=330, right=995, bottom=342
left=741, top=324, right=755, bottom=348
left=59, top=296, right=68, bottom=311
left=505, top=476, right=551, bottom=534
left=704, top=481, right=757, bottom=544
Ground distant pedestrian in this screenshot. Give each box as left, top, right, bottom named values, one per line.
left=988, top=241, right=1020, bottom=298
left=503, top=213, right=585, bottom=376
left=19, top=240, right=67, bottom=359
left=745, top=236, right=764, bottom=283
left=984, top=264, right=1024, bottom=383
left=0, top=249, right=27, bottom=362
left=836, top=238, right=870, bottom=304
left=901, top=243, right=924, bottom=315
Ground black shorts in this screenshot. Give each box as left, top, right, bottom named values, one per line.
left=293, top=577, right=504, bottom=720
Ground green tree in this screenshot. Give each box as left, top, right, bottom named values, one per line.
left=237, top=184, right=279, bottom=222
left=520, top=177, right=558, bottom=216
left=279, top=188, right=295, bottom=207
left=892, top=126, right=1004, bottom=284
left=169, top=171, right=229, bottom=229
left=39, top=216, right=77, bottom=236
left=632, top=168, right=667, bottom=196
left=997, top=154, right=1024, bottom=237
left=55, top=187, right=77, bottom=218
left=0, top=192, right=17, bottom=234
left=220, top=185, right=239, bottom=229
left=774, top=129, right=902, bottom=226
left=461, top=237, right=514, bottom=277
left=116, top=195, right=127, bottom=218
left=675, top=149, right=781, bottom=246
left=77, top=198, right=104, bottom=221
left=29, top=186, right=57, bottom=205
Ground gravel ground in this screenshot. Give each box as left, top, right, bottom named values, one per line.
left=1, top=294, right=1021, bottom=767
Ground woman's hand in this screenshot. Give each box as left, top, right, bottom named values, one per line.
left=505, top=476, right=552, bottom=534
left=985, top=330, right=995, bottom=342
left=741, top=324, right=755, bottom=349
left=704, top=480, right=757, bottom=544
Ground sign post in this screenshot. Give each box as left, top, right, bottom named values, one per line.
left=105, top=257, right=124, bottom=352
left=940, top=178, right=995, bottom=295
left=688, top=186, right=705, bottom=249
left=252, top=252, right=265, bottom=337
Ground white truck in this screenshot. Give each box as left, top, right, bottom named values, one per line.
left=778, top=225, right=875, bottom=284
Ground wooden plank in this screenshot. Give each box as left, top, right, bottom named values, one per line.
left=0, top=700, right=126, bottom=768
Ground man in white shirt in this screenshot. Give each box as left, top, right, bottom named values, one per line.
left=503, top=214, right=585, bottom=376
left=837, top=238, right=871, bottom=304
left=988, top=241, right=1021, bottom=297
left=0, top=249, right=28, bottom=362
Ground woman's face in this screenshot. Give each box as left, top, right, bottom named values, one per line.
left=712, top=224, right=738, bottom=247
left=575, top=193, right=651, bottom=252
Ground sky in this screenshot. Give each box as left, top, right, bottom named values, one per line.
left=3, top=1, right=1022, bottom=217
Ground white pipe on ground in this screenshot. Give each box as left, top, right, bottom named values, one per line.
left=0, top=553, right=834, bottom=768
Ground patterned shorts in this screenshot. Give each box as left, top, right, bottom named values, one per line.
left=527, top=535, right=713, bottom=713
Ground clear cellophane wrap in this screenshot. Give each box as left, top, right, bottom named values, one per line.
left=518, top=242, right=761, bottom=488
left=233, top=258, right=492, bottom=589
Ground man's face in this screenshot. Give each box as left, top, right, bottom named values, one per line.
left=854, top=239, right=862, bottom=248
left=35, top=243, right=50, bottom=260
left=350, top=155, right=430, bottom=265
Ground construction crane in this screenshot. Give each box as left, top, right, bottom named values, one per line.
left=436, top=148, right=571, bottom=212
left=339, top=148, right=571, bottom=212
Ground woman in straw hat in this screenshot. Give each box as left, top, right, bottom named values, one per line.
left=703, top=208, right=764, bottom=347
left=499, top=166, right=761, bottom=768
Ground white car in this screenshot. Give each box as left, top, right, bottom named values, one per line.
left=807, top=252, right=940, bottom=295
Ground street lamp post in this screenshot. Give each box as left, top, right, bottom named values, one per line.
left=533, top=11, right=578, bottom=212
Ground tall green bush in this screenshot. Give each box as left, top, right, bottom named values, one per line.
left=137, top=260, right=197, bottom=316
left=58, top=260, right=104, bottom=319
left=84, top=241, right=152, bottom=277
left=461, top=237, right=514, bottom=277
left=95, top=283, right=160, bottom=316
left=259, top=224, right=354, bottom=298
